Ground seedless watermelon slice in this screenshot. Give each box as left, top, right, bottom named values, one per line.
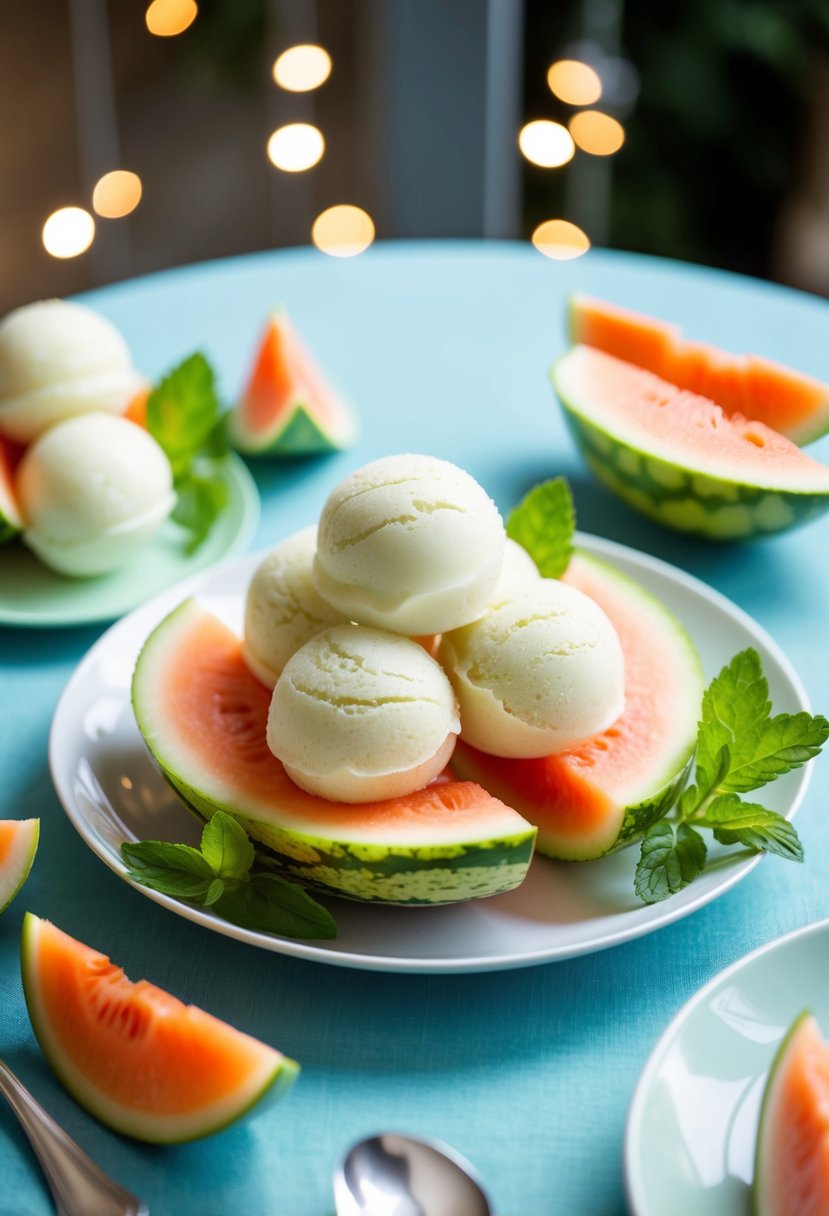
left=0, top=436, right=23, bottom=544
left=21, top=914, right=299, bottom=1143
left=0, top=819, right=39, bottom=912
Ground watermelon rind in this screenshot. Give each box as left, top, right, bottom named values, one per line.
left=231, top=398, right=356, bottom=457
left=552, top=346, right=829, bottom=541
left=131, top=598, right=537, bottom=906
left=0, top=819, right=39, bottom=913
left=20, top=913, right=300, bottom=1144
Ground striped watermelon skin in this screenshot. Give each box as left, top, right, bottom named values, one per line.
left=232, top=399, right=355, bottom=457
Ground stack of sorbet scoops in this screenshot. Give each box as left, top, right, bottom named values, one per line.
left=245, top=454, right=625, bottom=803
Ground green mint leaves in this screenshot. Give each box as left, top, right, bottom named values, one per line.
left=506, top=477, right=575, bottom=578
left=146, top=353, right=231, bottom=552
left=121, top=811, right=337, bottom=940
left=635, top=649, right=828, bottom=904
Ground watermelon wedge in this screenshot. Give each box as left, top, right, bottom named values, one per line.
left=753, top=1011, right=829, bottom=1216
left=0, top=436, right=23, bottom=544
left=0, top=819, right=39, bottom=912
left=21, top=914, right=299, bottom=1143
left=231, top=312, right=356, bottom=456
left=553, top=345, right=829, bottom=540
left=131, top=598, right=537, bottom=905
left=452, top=551, right=703, bottom=860
left=569, top=293, right=829, bottom=445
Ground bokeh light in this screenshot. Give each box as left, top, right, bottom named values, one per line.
left=312, top=206, right=375, bottom=257
left=569, top=111, right=625, bottom=156
left=267, top=123, right=325, bottom=172
left=272, top=45, right=332, bottom=92
left=547, top=59, right=602, bottom=106
left=531, top=219, right=591, bottom=261
left=145, top=0, right=197, bottom=37
left=92, top=170, right=143, bottom=218
left=42, top=208, right=95, bottom=258
left=518, top=120, right=575, bottom=168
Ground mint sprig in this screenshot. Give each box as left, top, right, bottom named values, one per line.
left=121, top=812, right=337, bottom=940
left=506, top=477, right=575, bottom=578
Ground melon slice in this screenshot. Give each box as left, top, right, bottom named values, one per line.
left=0, top=436, right=23, bottom=544
left=231, top=313, right=356, bottom=456
left=0, top=819, right=39, bottom=912
left=131, top=598, right=537, bottom=905
left=553, top=345, right=829, bottom=540
left=569, top=293, right=829, bottom=446
left=452, top=551, right=703, bottom=860
left=753, top=1011, right=829, bottom=1216
left=21, top=913, right=299, bottom=1143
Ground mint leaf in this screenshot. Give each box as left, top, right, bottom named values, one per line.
left=506, top=477, right=575, bottom=578
left=204, top=878, right=227, bottom=905
left=215, top=873, right=337, bottom=940
left=146, top=353, right=226, bottom=478
left=172, top=465, right=230, bottom=554
left=717, top=712, right=829, bottom=794
left=634, top=821, right=707, bottom=904
left=700, top=794, right=804, bottom=862
left=696, top=649, right=770, bottom=788
left=121, top=841, right=215, bottom=899
left=201, top=811, right=255, bottom=879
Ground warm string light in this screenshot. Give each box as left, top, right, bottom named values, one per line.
left=42, top=208, right=96, bottom=259
left=532, top=220, right=590, bottom=261
left=312, top=206, right=375, bottom=257
left=569, top=111, right=625, bottom=156
left=92, top=170, right=143, bottom=218
left=267, top=123, right=325, bottom=172
left=272, top=45, right=332, bottom=92
left=547, top=59, right=602, bottom=106
left=145, top=0, right=197, bottom=37
left=518, top=120, right=575, bottom=168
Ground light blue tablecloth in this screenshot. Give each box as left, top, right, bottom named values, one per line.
left=1, top=243, right=828, bottom=1216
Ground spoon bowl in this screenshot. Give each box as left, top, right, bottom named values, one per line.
left=333, top=1131, right=492, bottom=1216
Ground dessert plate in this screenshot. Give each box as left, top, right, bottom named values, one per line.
left=49, top=532, right=811, bottom=974
left=625, top=916, right=829, bottom=1215
left=0, top=453, right=259, bottom=627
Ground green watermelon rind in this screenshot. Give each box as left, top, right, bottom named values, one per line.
left=752, top=1008, right=816, bottom=1216
left=231, top=397, right=356, bottom=457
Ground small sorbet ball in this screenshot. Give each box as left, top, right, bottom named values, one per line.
left=0, top=299, right=144, bottom=443
left=489, top=537, right=539, bottom=603
left=243, top=525, right=348, bottom=688
left=267, top=624, right=460, bottom=803
left=440, top=579, right=625, bottom=758
left=312, top=453, right=506, bottom=635
left=16, top=412, right=175, bottom=577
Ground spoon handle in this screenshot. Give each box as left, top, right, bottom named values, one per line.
left=0, top=1058, right=148, bottom=1216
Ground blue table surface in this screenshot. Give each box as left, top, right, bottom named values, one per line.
left=1, top=241, right=828, bottom=1216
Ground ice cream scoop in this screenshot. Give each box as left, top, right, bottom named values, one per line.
left=489, top=537, right=539, bottom=603
left=243, top=525, right=348, bottom=688
left=0, top=299, right=144, bottom=444
left=313, top=454, right=506, bottom=635
left=440, top=578, right=625, bottom=758
left=16, top=412, right=175, bottom=577
left=267, top=624, right=460, bottom=803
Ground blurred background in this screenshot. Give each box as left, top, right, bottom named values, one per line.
left=3, top=0, right=829, bottom=315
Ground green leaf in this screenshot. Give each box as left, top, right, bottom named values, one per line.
left=634, top=820, right=707, bottom=904
left=204, top=878, right=227, bottom=906
left=716, top=712, right=829, bottom=793
left=171, top=464, right=230, bottom=553
left=146, top=353, right=226, bottom=478
left=120, top=841, right=216, bottom=899
left=201, top=811, right=255, bottom=879
left=214, top=873, right=337, bottom=940
left=505, top=477, right=575, bottom=579
left=696, top=649, right=771, bottom=788
left=700, top=794, right=804, bottom=862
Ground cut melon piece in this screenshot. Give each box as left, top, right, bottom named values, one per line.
left=0, top=436, right=23, bottom=544
left=569, top=293, right=829, bottom=445
left=452, top=551, right=703, bottom=860
left=553, top=345, right=829, bottom=540
left=21, top=913, right=299, bottom=1143
left=132, top=598, right=536, bottom=905
left=753, top=1011, right=829, bottom=1216
left=231, top=312, right=356, bottom=455
left=0, top=819, right=39, bottom=912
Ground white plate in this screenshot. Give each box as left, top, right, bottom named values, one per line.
left=625, top=917, right=829, bottom=1214
left=48, top=533, right=812, bottom=974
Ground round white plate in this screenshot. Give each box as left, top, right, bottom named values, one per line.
left=49, top=532, right=811, bottom=974
left=625, top=916, right=829, bottom=1215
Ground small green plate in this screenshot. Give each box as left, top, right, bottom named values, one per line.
left=0, top=453, right=259, bottom=627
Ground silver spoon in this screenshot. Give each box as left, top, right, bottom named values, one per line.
left=333, top=1132, right=492, bottom=1216
left=0, top=1058, right=147, bottom=1216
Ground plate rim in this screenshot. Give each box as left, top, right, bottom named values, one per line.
left=48, top=531, right=813, bottom=974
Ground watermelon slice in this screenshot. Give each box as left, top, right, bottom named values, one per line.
left=0, top=819, right=39, bottom=912
left=452, top=551, right=703, bottom=860
left=753, top=1011, right=829, bottom=1216
left=0, top=436, right=23, bottom=544
left=21, top=913, right=299, bottom=1143
left=553, top=345, right=829, bottom=540
left=569, top=293, right=829, bottom=446
left=131, top=598, right=537, bottom=905
left=231, top=313, right=356, bottom=456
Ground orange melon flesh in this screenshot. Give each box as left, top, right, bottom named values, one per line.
left=0, top=819, right=39, bottom=912
left=0, top=435, right=23, bottom=537
left=21, top=914, right=299, bottom=1143
left=754, top=1013, right=829, bottom=1216
left=122, top=385, right=149, bottom=429
left=569, top=293, right=829, bottom=445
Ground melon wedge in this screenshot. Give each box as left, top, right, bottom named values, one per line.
left=0, top=819, right=39, bottom=912
left=131, top=598, right=537, bottom=905
left=452, top=552, right=703, bottom=860
left=569, top=293, right=829, bottom=445
left=0, top=436, right=23, bottom=544
left=553, top=345, right=829, bottom=540
left=753, top=1011, right=829, bottom=1216
left=231, top=312, right=356, bottom=456
left=21, top=914, right=299, bottom=1143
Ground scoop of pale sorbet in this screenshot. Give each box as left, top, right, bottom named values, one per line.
left=267, top=624, right=460, bottom=803
left=312, top=454, right=505, bottom=635
left=440, top=578, right=625, bottom=758
left=16, top=412, right=175, bottom=576
left=0, top=300, right=144, bottom=444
